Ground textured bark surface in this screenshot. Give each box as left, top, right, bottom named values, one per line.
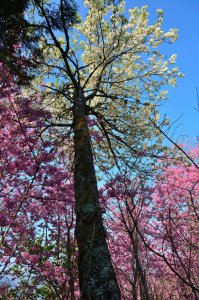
left=73, top=91, right=121, bottom=299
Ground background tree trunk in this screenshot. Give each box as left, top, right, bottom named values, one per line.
left=73, top=90, right=121, bottom=299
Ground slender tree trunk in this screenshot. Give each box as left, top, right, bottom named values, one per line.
left=73, top=90, right=121, bottom=299
left=132, top=262, right=138, bottom=300
left=67, top=227, right=75, bottom=300
left=132, top=231, right=150, bottom=300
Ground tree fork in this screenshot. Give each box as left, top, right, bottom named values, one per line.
left=73, top=90, right=121, bottom=299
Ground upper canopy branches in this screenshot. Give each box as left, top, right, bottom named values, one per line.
left=2, top=0, right=184, bottom=174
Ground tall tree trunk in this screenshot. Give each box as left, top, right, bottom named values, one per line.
left=73, top=90, right=121, bottom=299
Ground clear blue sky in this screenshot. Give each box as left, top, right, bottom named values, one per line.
left=126, top=0, right=199, bottom=143
left=78, top=0, right=199, bottom=143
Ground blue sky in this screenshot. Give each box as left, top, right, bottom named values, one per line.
left=125, top=0, right=199, bottom=143
left=78, top=0, right=199, bottom=143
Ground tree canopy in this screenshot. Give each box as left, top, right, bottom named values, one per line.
left=0, top=1, right=198, bottom=299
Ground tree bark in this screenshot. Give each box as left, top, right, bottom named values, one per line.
left=73, top=90, right=121, bottom=299
left=132, top=231, right=150, bottom=300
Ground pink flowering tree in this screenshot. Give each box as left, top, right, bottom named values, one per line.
left=0, top=65, right=79, bottom=299
left=148, top=147, right=199, bottom=299
left=100, top=175, right=153, bottom=299
left=100, top=147, right=199, bottom=300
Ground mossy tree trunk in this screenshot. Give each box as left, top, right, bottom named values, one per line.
left=73, top=90, right=121, bottom=299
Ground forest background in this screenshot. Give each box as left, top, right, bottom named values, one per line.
left=0, top=0, right=198, bottom=299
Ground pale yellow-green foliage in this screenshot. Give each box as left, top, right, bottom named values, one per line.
left=29, top=1, right=183, bottom=173
left=74, top=2, right=182, bottom=100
